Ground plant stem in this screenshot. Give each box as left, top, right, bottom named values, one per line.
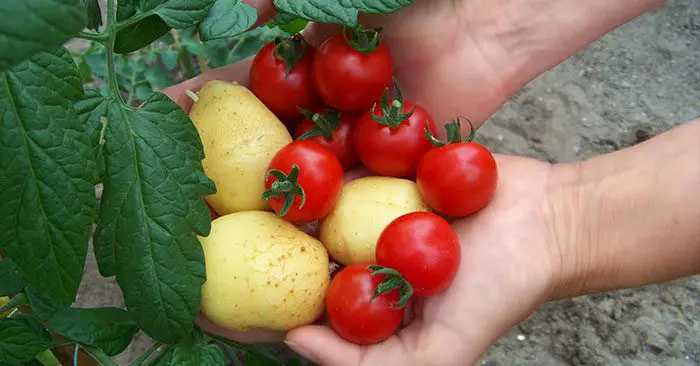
left=105, top=0, right=123, bottom=104
left=35, top=349, right=62, bottom=366
left=78, top=31, right=108, bottom=42
left=128, top=342, right=163, bottom=366
left=82, top=345, right=118, bottom=366
left=0, top=293, right=26, bottom=314
left=73, top=344, right=80, bottom=366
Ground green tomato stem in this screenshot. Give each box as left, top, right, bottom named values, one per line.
left=35, top=349, right=62, bottom=366
left=77, top=31, right=108, bottom=43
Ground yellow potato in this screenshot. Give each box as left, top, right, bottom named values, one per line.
left=320, top=176, right=431, bottom=265
left=200, top=211, right=329, bottom=331
left=189, top=80, right=292, bottom=214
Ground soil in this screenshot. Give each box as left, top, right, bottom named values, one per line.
left=75, top=0, right=699, bottom=364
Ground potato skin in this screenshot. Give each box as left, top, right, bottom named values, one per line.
left=200, top=211, right=329, bottom=331
left=320, top=176, right=431, bottom=265
left=189, top=80, right=292, bottom=215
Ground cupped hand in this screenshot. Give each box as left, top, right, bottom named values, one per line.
left=162, top=0, right=658, bottom=362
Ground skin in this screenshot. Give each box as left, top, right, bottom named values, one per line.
left=164, top=0, right=700, bottom=363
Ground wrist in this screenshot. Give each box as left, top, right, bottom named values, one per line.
left=541, top=163, right=600, bottom=300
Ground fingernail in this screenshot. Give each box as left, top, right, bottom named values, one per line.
left=284, top=340, right=318, bottom=363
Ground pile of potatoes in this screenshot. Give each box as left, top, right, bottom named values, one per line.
left=189, top=80, right=430, bottom=332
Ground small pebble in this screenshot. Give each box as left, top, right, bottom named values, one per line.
left=516, top=334, right=527, bottom=341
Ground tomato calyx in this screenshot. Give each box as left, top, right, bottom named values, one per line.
left=262, top=164, right=307, bottom=217
left=273, top=33, right=308, bottom=77
left=368, top=265, right=413, bottom=310
left=425, top=117, right=477, bottom=147
left=297, top=107, right=341, bottom=141
left=342, top=25, right=383, bottom=55
left=370, top=79, right=416, bottom=129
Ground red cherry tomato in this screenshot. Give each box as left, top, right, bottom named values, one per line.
left=312, top=27, right=392, bottom=112
left=416, top=119, right=498, bottom=217
left=376, top=212, right=461, bottom=297
left=263, top=140, right=344, bottom=223
left=354, top=84, right=437, bottom=177
left=250, top=34, right=320, bottom=117
left=294, top=108, right=359, bottom=171
left=326, top=263, right=404, bottom=345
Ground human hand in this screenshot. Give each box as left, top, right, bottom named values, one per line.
left=163, top=0, right=664, bottom=361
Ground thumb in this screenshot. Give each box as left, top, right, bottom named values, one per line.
left=285, top=326, right=363, bottom=365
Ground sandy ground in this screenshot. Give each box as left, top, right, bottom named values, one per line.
left=75, top=0, right=699, bottom=364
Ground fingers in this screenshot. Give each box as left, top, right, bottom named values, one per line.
left=243, top=0, right=277, bottom=27
left=163, top=0, right=276, bottom=112
left=285, top=326, right=363, bottom=365
left=195, top=314, right=285, bottom=343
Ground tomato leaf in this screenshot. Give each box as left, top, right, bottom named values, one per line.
left=24, top=283, right=70, bottom=321
left=93, top=93, right=214, bottom=343
left=0, top=48, right=97, bottom=304
left=273, top=0, right=358, bottom=26
left=0, top=318, right=49, bottom=364
left=81, top=0, right=103, bottom=31
left=114, top=0, right=215, bottom=54
left=198, top=0, right=258, bottom=41
left=169, top=328, right=225, bottom=365
left=114, top=15, right=171, bottom=54
left=0, top=259, right=27, bottom=297
left=0, top=0, right=86, bottom=72
left=75, top=89, right=108, bottom=162
left=47, top=307, right=139, bottom=356
left=338, top=0, right=414, bottom=14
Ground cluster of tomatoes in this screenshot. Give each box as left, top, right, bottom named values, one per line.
left=247, top=26, right=498, bottom=345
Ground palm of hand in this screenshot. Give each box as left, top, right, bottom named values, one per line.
left=287, top=156, right=560, bottom=365
left=167, top=0, right=566, bottom=363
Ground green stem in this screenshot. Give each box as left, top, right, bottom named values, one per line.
left=78, top=31, right=108, bottom=42
left=35, top=349, right=62, bottom=366
left=128, top=342, right=163, bottom=366
left=105, top=0, right=123, bottom=104
left=82, top=345, right=118, bottom=366
left=0, top=293, right=26, bottom=314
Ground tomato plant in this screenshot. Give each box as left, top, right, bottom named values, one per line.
left=250, top=33, right=321, bottom=117
left=263, top=140, right=344, bottom=223
left=312, top=26, right=393, bottom=112
left=417, top=119, right=498, bottom=217
left=376, top=212, right=461, bottom=296
left=354, top=81, right=437, bottom=177
left=325, top=263, right=410, bottom=345
left=295, top=107, right=360, bottom=171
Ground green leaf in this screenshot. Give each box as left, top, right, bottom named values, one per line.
left=0, top=259, right=27, bottom=297
left=198, top=0, right=258, bottom=41
left=47, top=307, right=139, bottom=356
left=24, top=283, right=70, bottom=321
left=151, top=0, right=217, bottom=29
left=81, top=0, right=103, bottom=30
left=93, top=93, right=214, bottom=343
left=338, top=0, right=414, bottom=14
left=273, top=0, right=357, bottom=26
left=114, top=15, right=171, bottom=54
left=14, top=314, right=52, bottom=343
left=171, top=344, right=225, bottom=365
left=0, top=318, right=48, bottom=363
left=0, top=47, right=97, bottom=303
left=75, top=89, right=108, bottom=152
left=114, top=0, right=216, bottom=53
left=226, top=26, right=288, bottom=65
left=170, top=328, right=224, bottom=365
left=0, top=0, right=86, bottom=72
left=160, top=49, right=180, bottom=71
left=266, top=11, right=308, bottom=34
